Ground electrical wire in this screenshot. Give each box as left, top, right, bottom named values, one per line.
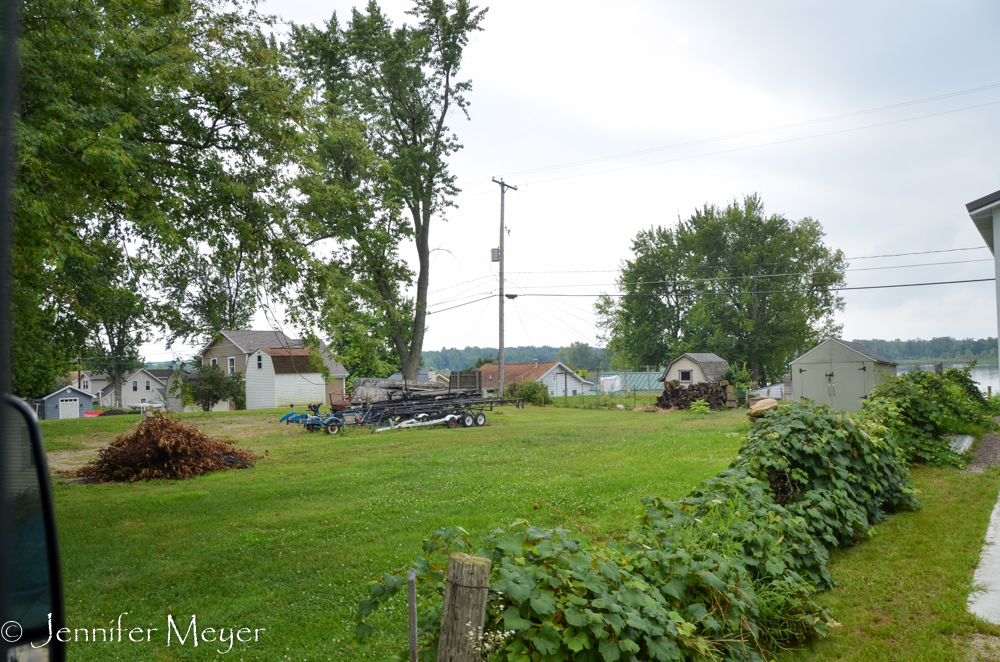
left=483, top=99, right=1000, bottom=189
left=425, top=277, right=996, bottom=314
left=465, top=81, right=1000, bottom=183
left=504, top=257, right=996, bottom=290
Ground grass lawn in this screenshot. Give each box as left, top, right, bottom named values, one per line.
left=45, top=405, right=749, bottom=660
left=777, top=465, right=1000, bottom=662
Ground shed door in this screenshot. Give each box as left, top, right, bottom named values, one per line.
left=59, top=398, right=79, bottom=419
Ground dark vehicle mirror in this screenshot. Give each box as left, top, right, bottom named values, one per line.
left=3, top=394, right=64, bottom=662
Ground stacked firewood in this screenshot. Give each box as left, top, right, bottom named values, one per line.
left=656, top=380, right=737, bottom=410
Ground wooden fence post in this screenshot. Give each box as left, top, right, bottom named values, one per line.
left=436, top=552, right=492, bottom=662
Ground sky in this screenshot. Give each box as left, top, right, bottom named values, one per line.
left=144, top=1, right=1000, bottom=363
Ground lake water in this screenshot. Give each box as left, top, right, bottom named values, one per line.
left=897, top=361, right=1000, bottom=395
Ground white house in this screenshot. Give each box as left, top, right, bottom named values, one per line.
left=477, top=361, right=593, bottom=398
left=199, top=330, right=350, bottom=410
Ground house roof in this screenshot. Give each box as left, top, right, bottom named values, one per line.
left=660, top=353, right=728, bottom=383
left=790, top=338, right=896, bottom=366
left=967, top=188, right=1000, bottom=254
left=147, top=369, right=174, bottom=382
left=477, top=361, right=592, bottom=387
left=204, top=330, right=349, bottom=378
left=42, top=385, right=93, bottom=401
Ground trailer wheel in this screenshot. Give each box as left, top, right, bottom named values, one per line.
left=461, top=412, right=475, bottom=428
left=475, top=412, right=486, bottom=426
left=324, top=421, right=341, bottom=435
left=447, top=418, right=458, bottom=429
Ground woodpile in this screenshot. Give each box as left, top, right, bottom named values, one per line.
left=656, top=380, right=737, bottom=410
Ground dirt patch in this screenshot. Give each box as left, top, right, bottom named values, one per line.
left=968, top=634, right=1000, bottom=661
left=966, top=432, right=1000, bottom=474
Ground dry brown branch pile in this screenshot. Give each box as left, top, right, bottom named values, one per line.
left=656, top=380, right=737, bottom=410
left=77, top=416, right=258, bottom=482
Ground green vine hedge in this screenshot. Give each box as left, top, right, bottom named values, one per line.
left=351, top=367, right=993, bottom=661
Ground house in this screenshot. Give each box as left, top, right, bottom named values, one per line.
left=95, top=368, right=171, bottom=409
left=65, top=370, right=102, bottom=394
left=658, top=353, right=728, bottom=385
left=34, top=385, right=94, bottom=420
left=789, top=339, right=896, bottom=414
left=477, top=361, right=593, bottom=398
left=198, top=330, right=350, bottom=410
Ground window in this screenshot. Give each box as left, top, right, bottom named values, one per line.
left=210, top=357, right=218, bottom=366
left=679, top=370, right=693, bottom=383
left=572, top=389, right=577, bottom=396
left=229, top=357, right=236, bottom=374
left=145, top=380, right=150, bottom=391
left=257, top=354, right=262, bottom=370
left=132, top=381, right=138, bottom=391
left=82, top=379, right=88, bottom=390
left=140, top=398, right=146, bottom=403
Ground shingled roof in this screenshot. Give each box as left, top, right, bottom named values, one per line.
left=660, top=353, right=729, bottom=383
left=205, top=330, right=349, bottom=377
left=833, top=340, right=895, bottom=365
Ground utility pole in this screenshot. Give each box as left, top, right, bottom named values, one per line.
left=492, top=177, right=516, bottom=399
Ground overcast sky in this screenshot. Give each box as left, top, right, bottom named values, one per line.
left=145, top=1, right=1000, bottom=362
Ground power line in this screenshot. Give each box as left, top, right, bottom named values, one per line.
left=425, top=277, right=995, bottom=314
left=517, top=277, right=996, bottom=298
left=468, top=81, right=1000, bottom=182
left=511, top=99, right=1000, bottom=188
left=504, top=257, right=995, bottom=290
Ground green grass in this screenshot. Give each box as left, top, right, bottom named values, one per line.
left=43, top=407, right=1000, bottom=661
left=48, top=405, right=749, bottom=660
left=778, top=466, right=1000, bottom=662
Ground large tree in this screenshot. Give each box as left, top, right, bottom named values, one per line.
left=64, top=240, right=152, bottom=406
left=596, top=227, right=691, bottom=370
left=291, top=0, right=486, bottom=380
left=13, top=0, right=307, bottom=395
left=679, top=195, right=845, bottom=384
left=597, top=195, right=845, bottom=384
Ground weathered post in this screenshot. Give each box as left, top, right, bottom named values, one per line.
left=436, top=553, right=492, bottom=662
left=408, top=569, right=417, bottom=662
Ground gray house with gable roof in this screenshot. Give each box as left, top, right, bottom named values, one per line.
left=658, top=352, right=729, bottom=385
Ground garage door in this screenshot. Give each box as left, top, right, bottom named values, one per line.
left=59, top=398, right=79, bottom=419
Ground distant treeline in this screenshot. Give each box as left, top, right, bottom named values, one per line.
left=852, top=337, right=998, bottom=363
left=422, top=344, right=612, bottom=372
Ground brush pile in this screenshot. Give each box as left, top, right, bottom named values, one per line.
left=656, top=379, right=737, bottom=410
left=77, top=416, right=258, bottom=482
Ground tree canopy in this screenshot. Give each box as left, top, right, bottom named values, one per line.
left=290, top=0, right=486, bottom=381
left=12, top=0, right=308, bottom=396
left=597, top=195, right=846, bottom=384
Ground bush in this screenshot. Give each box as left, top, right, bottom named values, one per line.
left=76, top=416, right=258, bottom=482
left=504, top=380, right=552, bottom=406
left=352, top=401, right=916, bottom=660
left=864, top=367, right=995, bottom=465
left=689, top=398, right=711, bottom=414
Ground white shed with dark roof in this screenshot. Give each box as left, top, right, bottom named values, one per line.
left=658, top=353, right=728, bottom=385
left=789, top=338, right=896, bottom=414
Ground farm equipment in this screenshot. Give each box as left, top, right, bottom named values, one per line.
left=280, top=403, right=346, bottom=434
left=278, top=392, right=521, bottom=434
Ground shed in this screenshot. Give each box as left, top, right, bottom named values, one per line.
left=658, top=353, right=728, bottom=385
left=789, top=339, right=896, bottom=414
left=36, top=385, right=93, bottom=420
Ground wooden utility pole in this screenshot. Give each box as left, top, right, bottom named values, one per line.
left=492, top=178, right=516, bottom=399
left=437, top=553, right=492, bottom=662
